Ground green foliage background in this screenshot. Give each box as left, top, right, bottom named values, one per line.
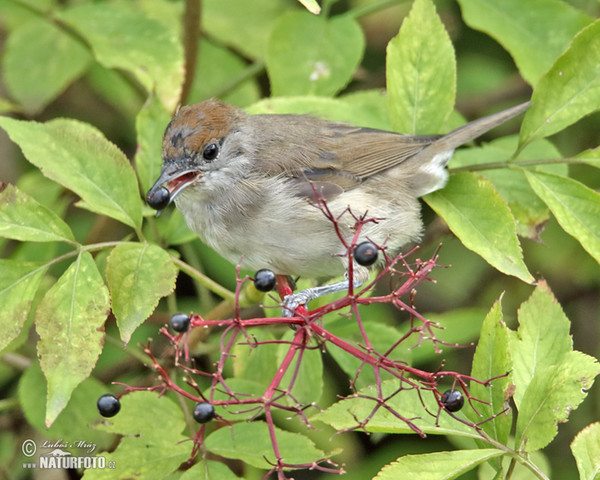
left=0, top=0, right=599, bottom=479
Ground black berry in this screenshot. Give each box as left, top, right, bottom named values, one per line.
left=170, top=313, right=191, bottom=332
left=354, top=241, right=378, bottom=266
left=440, top=389, right=464, bottom=412
left=254, top=269, right=276, bottom=292
left=193, top=402, right=215, bottom=423
left=146, top=186, right=170, bottom=210
left=97, top=394, right=121, bottom=417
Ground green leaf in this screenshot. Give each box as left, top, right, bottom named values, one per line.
left=18, top=362, right=115, bottom=450
left=450, top=136, right=566, bottom=241
left=425, top=172, right=534, bottom=283
left=468, top=298, right=512, bottom=445
left=267, top=11, right=365, bottom=96
left=374, top=449, right=505, bottom=480
left=577, top=147, right=600, bottom=169
left=2, top=18, right=92, bottom=113
left=315, top=379, right=480, bottom=439
left=515, top=350, right=599, bottom=452
left=203, top=0, right=290, bottom=59
left=571, top=422, right=600, bottom=480
left=204, top=421, right=327, bottom=469
left=187, top=39, right=260, bottom=107
left=248, top=93, right=392, bottom=130
left=457, top=0, right=592, bottom=85
left=0, top=117, right=142, bottom=230
left=387, top=0, right=456, bottom=134
left=509, top=281, right=573, bottom=406
left=58, top=3, right=184, bottom=111
left=179, top=459, right=238, bottom=480
left=0, top=259, right=46, bottom=353
left=519, top=19, right=600, bottom=146
left=106, top=243, right=177, bottom=344
left=511, top=282, right=600, bottom=452
left=87, top=391, right=189, bottom=480
left=135, top=96, right=172, bottom=195
left=276, top=330, right=323, bottom=405
left=525, top=170, right=600, bottom=263
left=209, top=378, right=268, bottom=422
left=297, top=0, right=320, bottom=14
left=37, top=251, right=110, bottom=426
left=0, top=183, right=75, bottom=243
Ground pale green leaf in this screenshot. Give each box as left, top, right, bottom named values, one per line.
left=450, top=136, right=566, bottom=241
left=87, top=391, right=189, bottom=480
left=2, top=18, right=92, bottom=113
left=247, top=93, right=391, bottom=129
left=58, top=3, right=184, bottom=111
left=515, top=350, right=599, bottom=452
left=0, top=117, right=142, bottom=230
left=520, top=19, right=600, bottom=146
left=179, top=460, right=238, bottom=480
left=457, top=0, right=592, bottom=85
left=135, top=96, right=172, bottom=196
left=525, top=170, right=600, bottom=263
left=0, top=183, right=75, bottom=243
left=37, top=251, right=110, bottom=426
left=571, top=422, right=600, bottom=480
left=267, top=11, right=365, bottom=96
left=106, top=243, right=177, bottom=344
left=425, top=172, right=534, bottom=283
left=577, top=147, right=600, bottom=169
left=374, top=449, right=505, bottom=480
left=387, top=0, right=456, bottom=134
left=205, top=421, right=327, bottom=469
left=203, top=0, right=290, bottom=59
left=468, top=298, right=512, bottom=445
left=297, top=0, right=320, bottom=14
left=315, top=380, right=480, bottom=439
left=0, top=260, right=46, bottom=353
left=509, top=281, right=572, bottom=406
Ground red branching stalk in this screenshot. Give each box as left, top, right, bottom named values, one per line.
left=115, top=195, right=507, bottom=478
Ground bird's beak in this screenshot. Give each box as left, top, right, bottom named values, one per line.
left=146, top=168, right=203, bottom=212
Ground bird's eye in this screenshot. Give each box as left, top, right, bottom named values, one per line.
left=203, top=143, right=219, bottom=161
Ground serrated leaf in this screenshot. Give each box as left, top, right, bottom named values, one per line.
left=18, top=362, right=114, bottom=450
left=106, top=243, right=177, bottom=344
left=2, top=17, right=92, bottom=113
left=58, top=3, right=183, bottom=111
left=509, top=281, right=572, bottom=406
left=0, top=183, right=75, bottom=243
left=135, top=96, right=172, bottom=195
left=387, top=0, right=456, bottom=134
left=0, top=117, right=142, bottom=230
left=37, top=251, right=109, bottom=426
left=315, top=379, right=480, bottom=439
left=515, top=350, right=599, bottom=452
left=468, top=298, right=512, bottom=445
left=204, top=421, right=327, bottom=469
left=0, top=259, right=46, bottom=353
left=374, top=449, right=505, bottom=480
left=87, top=391, right=189, bottom=480
left=450, top=136, right=566, bottom=241
left=520, top=19, right=600, bottom=146
left=571, top=422, right=600, bottom=480
left=425, top=172, right=534, bottom=283
left=457, top=0, right=592, bottom=86
left=267, top=11, right=364, bottom=96
left=525, top=170, right=600, bottom=264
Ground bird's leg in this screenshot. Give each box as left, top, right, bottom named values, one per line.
left=282, top=278, right=364, bottom=317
